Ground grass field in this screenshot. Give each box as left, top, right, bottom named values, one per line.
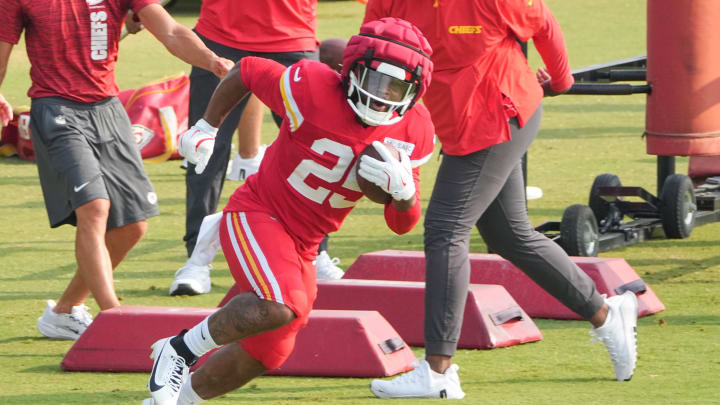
left=1, top=1, right=719, bottom=404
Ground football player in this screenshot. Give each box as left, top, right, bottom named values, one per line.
left=143, top=17, right=435, bottom=405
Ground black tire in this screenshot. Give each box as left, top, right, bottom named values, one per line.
left=588, top=173, right=622, bottom=226
left=560, top=204, right=600, bottom=257
left=660, top=174, right=696, bottom=239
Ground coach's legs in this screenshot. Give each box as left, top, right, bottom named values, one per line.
left=55, top=200, right=148, bottom=313
left=423, top=108, right=543, bottom=374
left=476, top=165, right=606, bottom=323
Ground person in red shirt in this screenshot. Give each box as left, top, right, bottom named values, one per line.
left=363, top=0, right=639, bottom=399
left=0, top=0, right=233, bottom=341
left=174, top=0, right=355, bottom=298
left=143, top=18, right=435, bottom=405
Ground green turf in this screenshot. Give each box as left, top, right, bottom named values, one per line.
left=1, top=1, right=719, bottom=404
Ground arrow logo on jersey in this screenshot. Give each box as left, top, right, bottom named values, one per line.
left=294, top=67, right=302, bottom=82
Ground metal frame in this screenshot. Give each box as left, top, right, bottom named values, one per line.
left=534, top=56, right=720, bottom=255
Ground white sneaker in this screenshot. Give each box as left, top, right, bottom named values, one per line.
left=36, top=299, right=93, bottom=340
left=314, top=251, right=344, bottom=280
left=141, top=399, right=154, bottom=405
left=148, top=337, right=189, bottom=405
left=226, top=145, right=266, bottom=181
left=370, top=359, right=466, bottom=399
left=590, top=291, right=638, bottom=381
left=169, top=264, right=212, bottom=296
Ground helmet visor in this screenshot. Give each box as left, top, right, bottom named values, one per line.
left=357, top=63, right=417, bottom=105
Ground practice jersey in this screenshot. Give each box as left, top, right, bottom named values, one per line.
left=364, top=0, right=574, bottom=155
left=0, top=0, right=157, bottom=103
left=195, top=0, right=319, bottom=53
left=224, top=58, right=435, bottom=258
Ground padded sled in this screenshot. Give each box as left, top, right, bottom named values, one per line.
left=220, top=280, right=541, bottom=349
left=342, top=250, right=664, bottom=320
left=61, top=306, right=415, bottom=377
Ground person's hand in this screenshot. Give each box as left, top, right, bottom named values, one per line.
left=124, top=11, right=144, bottom=34
left=0, top=94, right=12, bottom=127
left=358, top=140, right=416, bottom=201
left=211, top=57, right=235, bottom=79
left=178, top=119, right=218, bottom=174
left=537, top=67, right=564, bottom=97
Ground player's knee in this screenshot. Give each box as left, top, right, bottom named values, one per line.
left=120, top=220, right=148, bottom=242
left=224, top=293, right=296, bottom=332
left=75, top=199, right=110, bottom=225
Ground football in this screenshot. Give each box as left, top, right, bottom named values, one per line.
left=356, top=142, right=401, bottom=204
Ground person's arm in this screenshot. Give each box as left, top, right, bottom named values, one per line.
left=0, top=41, right=14, bottom=126
left=135, top=3, right=234, bottom=78
left=177, top=62, right=250, bottom=174
left=530, top=4, right=574, bottom=94
left=384, top=167, right=422, bottom=234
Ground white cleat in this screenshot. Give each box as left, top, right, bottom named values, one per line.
left=590, top=291, right=638, bottom=381
left=37, top=299, right=93, bottom=340
left=169, top=264, right=212, bottom=296
left=370, top=359, right=466, bottom=399
left=314, top=251, right=344, bottom=280
left=141, top=398, right=154, bottom=405
left=226, top=145, right=266, bottom=181
left=148, top=337, right=189, bottom=405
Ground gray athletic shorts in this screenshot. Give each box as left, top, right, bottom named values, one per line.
left=29, top=96, right=159, bottom=229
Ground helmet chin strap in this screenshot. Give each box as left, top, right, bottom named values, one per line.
left=346, top=69, right=410, bottom=126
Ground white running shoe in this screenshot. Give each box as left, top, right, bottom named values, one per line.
left=370, top=359, right=466, bottom=399
left=141, top=399, right=154, bottom=405
left=314, top=251, right=344, bottom=280
left=590, top=291, right=638, bottom=381
left=36, top=299, right=93, bottom=340
left=169, top=264, right=212, bottom=296
left=226, top=145, right=266, bottom=181
left=148, top=337, right=189, bottom=405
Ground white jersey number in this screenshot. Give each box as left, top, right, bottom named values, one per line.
left=287, top=138, right=361, bottom=208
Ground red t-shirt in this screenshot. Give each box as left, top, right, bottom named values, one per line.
left=0, top=0, right=157, bottom=103
left=195, top=0, right=319, bottom=53
left=224, top=58, right=435, bottom=258
left=364, top=0, right=574, bottom=155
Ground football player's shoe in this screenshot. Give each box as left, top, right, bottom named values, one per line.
left=314, top=251, right=344, bottom=280
left=169, top=263, right=212, bottom=296
left=370, top=359, right=466, bottom=399
left=148, top=337, right=189, bottom=405
left=227, top=145, right=266, bottom=181
left=590, top=291, right=638, bottom=381
left=37, top=299, right=92, bottom=340
left=342, top=18, right=433, bottom=126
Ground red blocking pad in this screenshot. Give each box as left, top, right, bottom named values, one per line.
left=219, top=280, right=542, bottom=349
left=342, top=250, right=665, bottom=320
left=61, top=306, right=415, bottom=377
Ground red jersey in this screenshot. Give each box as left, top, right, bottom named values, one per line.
left=224, top=58, right=435, bottom=258
left=195, top=0, right=319, bottom=53
left=0, top=0, right=157, bottom=103
left=364, top=0, right=574, bottom=155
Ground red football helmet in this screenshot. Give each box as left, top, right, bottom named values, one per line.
left=342, top=17, right=433, bottom=126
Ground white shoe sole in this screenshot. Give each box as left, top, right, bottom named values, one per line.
left=37, top=317, right=80, bottom=340
left=370, top=383, right=465, bottom=399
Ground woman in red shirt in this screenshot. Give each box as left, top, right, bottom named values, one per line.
left=364, top=0, right=639, bottom=399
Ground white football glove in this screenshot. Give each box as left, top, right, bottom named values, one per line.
left=358, top=140, right=416, bottom=201
left=178, top=119, right=218, bottom=174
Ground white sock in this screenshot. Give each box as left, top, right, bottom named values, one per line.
left=178, top=373, right=205, bottom=405
left=183, top=317, right=218, bottom=357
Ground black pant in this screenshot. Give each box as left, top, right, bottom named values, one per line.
left=184, top=32, right=318, bottom=256
left=423, top=106, right=605, bottom=356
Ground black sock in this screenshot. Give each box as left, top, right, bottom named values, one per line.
left=170, top=329, right=198, bottom=366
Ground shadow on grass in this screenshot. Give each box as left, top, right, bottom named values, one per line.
left=631, top=253, right=720, bottom=283
left=538, top=126, right=643, bottom=140
left=0, top=391, right=149, bottom=404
